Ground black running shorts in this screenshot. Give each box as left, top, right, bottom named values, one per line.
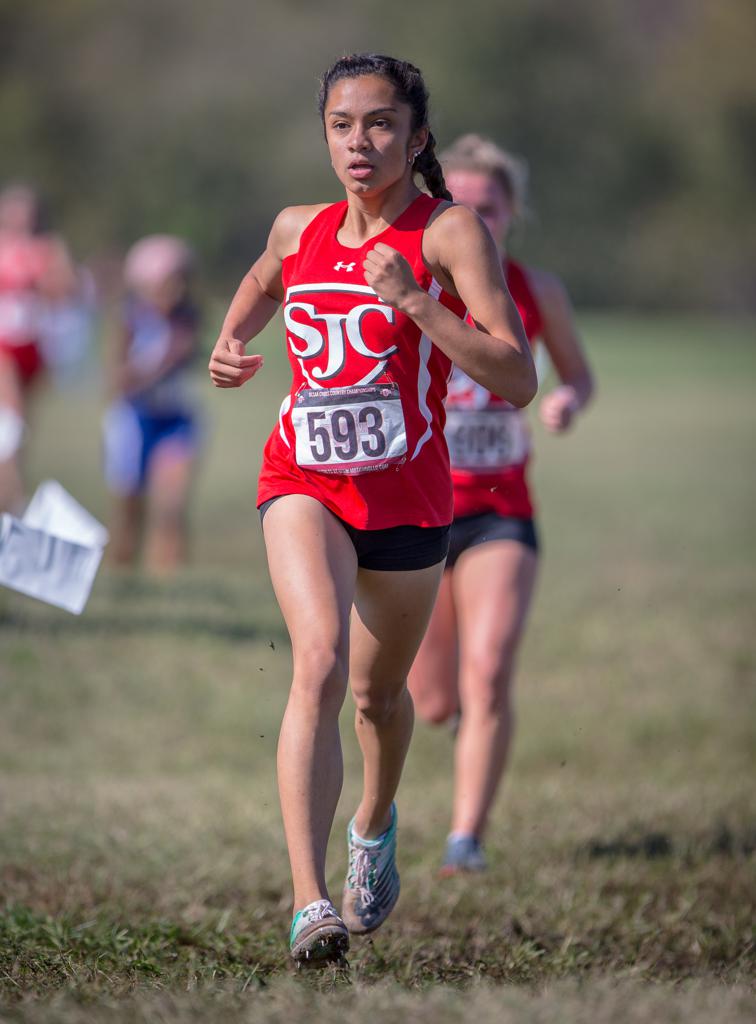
left=259, top=496, right=450, bottom=572
left=446, top=511, right=539, bottom=568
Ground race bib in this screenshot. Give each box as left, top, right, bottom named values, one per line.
left=291, top=383, right=407, bottom=475
left=446, top=406, right=530, bottom=471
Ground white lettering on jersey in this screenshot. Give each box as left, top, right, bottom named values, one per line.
left=284, top=283, right=398, bottom=386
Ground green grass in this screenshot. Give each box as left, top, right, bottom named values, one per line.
left=0, top=313, right=754, bottom=1020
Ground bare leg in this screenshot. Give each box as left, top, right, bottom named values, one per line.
left=0, top=455, right=25, bottom=515
left=108, top=494, right=144, bottom=566
left=349, top=560, right=445, bottom=838
left=0, top=356, right=27, bottom=514
left=407, top=570, right=459, bottom=724
left=451, top=541, right=538, bottom=839
left=263, top=495, right=358, bottom=912
left=144, top=441, right=195, bottom=574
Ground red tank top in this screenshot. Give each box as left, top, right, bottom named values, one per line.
left=446, top=259, right=543, bottom=520
left=0, top=234, right=49, bottom=347
left=257, top=194, right=468, bottom=529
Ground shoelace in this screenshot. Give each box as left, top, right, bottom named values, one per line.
left=349, top=847, right=377, bottom=906
left=302, top=899, right=337, bottom=923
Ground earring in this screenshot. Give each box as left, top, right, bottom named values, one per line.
left=408, top=152, right=417, bottom=165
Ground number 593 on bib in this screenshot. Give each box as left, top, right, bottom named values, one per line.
left=291, top=383, right=407, bottom=475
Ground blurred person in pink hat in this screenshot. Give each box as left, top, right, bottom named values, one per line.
left=103, top=234, right=202, bottom=573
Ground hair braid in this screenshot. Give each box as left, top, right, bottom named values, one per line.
left=414, top=132, right=452, bottom=201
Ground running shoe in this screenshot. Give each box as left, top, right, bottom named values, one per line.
left=289, top=898, right=349, bottom=966
left=439, top=834, right=487, bottom=876
left=341, top=804, right=400, bottom=934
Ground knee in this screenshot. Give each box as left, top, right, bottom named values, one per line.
left=149, top=487, right=186, bottom=526
left=291, top=645, right=348, bottom=713
left=413, top=689, right=458, bottom=726
left=462, top=650, right=516, bottom=717
left=408, top=665, right=458, bottom=725
left=352, top=679, right=406, bottom=726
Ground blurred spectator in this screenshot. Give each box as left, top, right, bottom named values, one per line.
left=38, top=263, right=97, bottom=388
left=0, top=183, right=80, bottom=512
left=103, top=235, right=202, bottom=574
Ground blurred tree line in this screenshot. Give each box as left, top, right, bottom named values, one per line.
left=1, top=0, right=754, bottom=310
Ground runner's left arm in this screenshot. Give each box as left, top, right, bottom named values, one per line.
left=362, top=205, right=537, bottom=407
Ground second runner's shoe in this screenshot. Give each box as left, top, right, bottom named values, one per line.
left=341, top=803, right=400, bottom=934
left=439, top=833, right=487, bottom=876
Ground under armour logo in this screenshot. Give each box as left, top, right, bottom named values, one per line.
left=333, top=261, right=356, bottom=272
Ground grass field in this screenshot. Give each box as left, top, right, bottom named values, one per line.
left=1, top=313, right=754, bottom=1021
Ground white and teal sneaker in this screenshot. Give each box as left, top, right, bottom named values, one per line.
left=341, top=803, right=400, bottom=934
left=289, top=899, right=349, bottom=966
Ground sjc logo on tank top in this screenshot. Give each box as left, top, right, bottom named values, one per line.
left=284, top=282, right=399, bottom=388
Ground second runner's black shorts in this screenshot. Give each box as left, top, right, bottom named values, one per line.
left=446, top=510, right=539, bottom=567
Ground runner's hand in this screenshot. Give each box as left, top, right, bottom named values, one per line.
left=539, top=384, right=579, bottom=433
left=363, top=242, right=421, bottom=310
left=209, top=338, right=263, bottom=388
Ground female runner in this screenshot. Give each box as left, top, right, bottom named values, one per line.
left=209, top=57, right=536, bottom=965
left=408, top=134, right=595, bottom=875
left=0, top=183, right=77, bottom=512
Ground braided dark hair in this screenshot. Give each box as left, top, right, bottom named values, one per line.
left=318, top=54, right=452, bottom=202
left=413, top=132, right=450, bottom=201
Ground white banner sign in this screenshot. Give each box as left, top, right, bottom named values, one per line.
left=0, top=481, right=108, bottom=615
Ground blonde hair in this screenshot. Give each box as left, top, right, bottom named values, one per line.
left=438, top=134, right=529, bottom=221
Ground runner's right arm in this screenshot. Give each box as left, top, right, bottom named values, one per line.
left=209, top=206, right=322, bottom=389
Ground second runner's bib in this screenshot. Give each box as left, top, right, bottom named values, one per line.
left=446, top=406, right=530, bottom=472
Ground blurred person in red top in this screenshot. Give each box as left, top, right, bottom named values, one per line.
left=0, top=183, right=78, bottom=512
left=408, top=135, right=595, bottom=875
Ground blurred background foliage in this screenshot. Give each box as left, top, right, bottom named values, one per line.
left=1, top=0, right=754, bottom=310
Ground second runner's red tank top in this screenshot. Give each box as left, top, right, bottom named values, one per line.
left=257, top=194, right=468, bottom=529
left=445, top=259, right=543, bottom=520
